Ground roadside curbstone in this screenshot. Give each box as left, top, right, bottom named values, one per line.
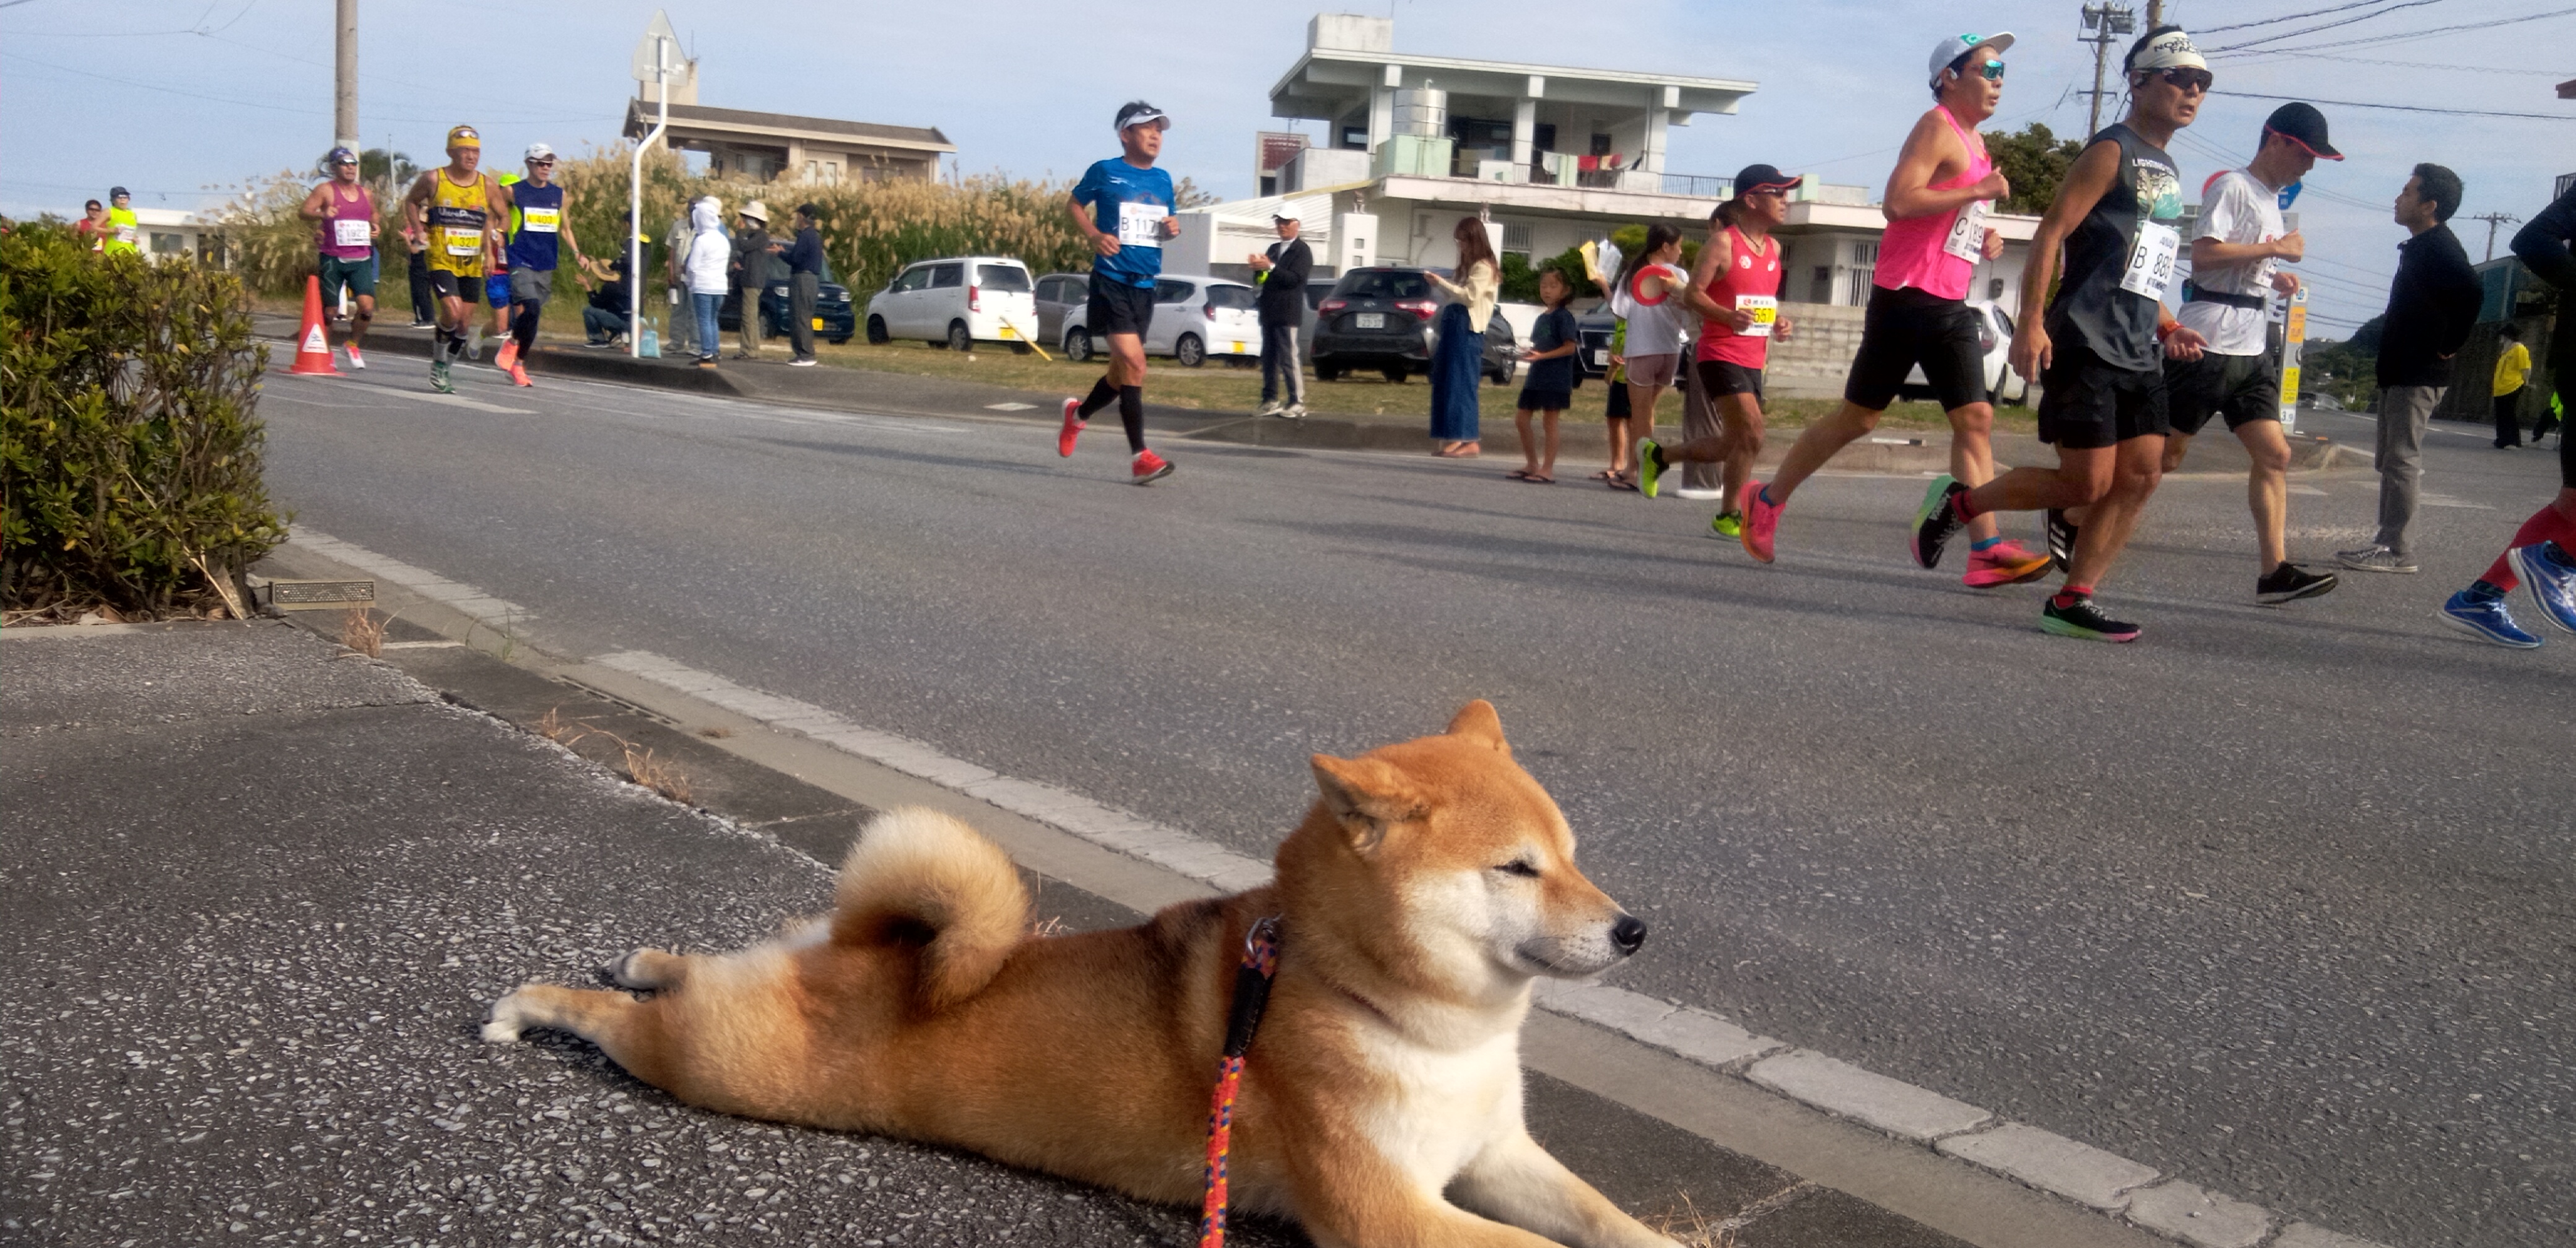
left=2271, top=1223, right=2395, bottom=1248
left=1746, top=1049, right=1993, bottom=1143
left=1626, top=1005, right=1786, bottom=1070
left=2122, top=1181, right=2272, bottom=1248
left=1936, top=1122, right=2160, bottom=1211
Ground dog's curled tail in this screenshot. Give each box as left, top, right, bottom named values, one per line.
left=831, top=806, right=1030, bottom=1010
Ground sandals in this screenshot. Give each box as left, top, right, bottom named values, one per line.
left=1507, top=469, right=1555, bottom=484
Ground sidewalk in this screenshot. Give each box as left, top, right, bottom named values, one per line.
left=254, top=313, right=2360, bottom=475
left=2, top=618, right=2004, bottom=1248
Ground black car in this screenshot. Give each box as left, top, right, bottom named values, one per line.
left=718, top=256, right=857, bottom=345
left=1310, top=266, right=1515, bottom=384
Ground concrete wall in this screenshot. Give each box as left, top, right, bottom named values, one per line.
left=1760, top=302, right=1869, bottom=399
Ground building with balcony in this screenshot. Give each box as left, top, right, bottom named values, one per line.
left=620, top=56, right=954, bottom=185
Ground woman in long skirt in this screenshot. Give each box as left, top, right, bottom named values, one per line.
left=1427, top=217, right=1500, bottom=457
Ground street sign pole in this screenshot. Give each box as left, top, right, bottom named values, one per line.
left=630, top=12, right=679, bottom=360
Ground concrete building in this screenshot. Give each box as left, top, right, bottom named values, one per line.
left=131, top=207, right=220, bottom=265
left=1173, top=11, right=2043, bottom=394
left=620, top=56, right=953, bottom=185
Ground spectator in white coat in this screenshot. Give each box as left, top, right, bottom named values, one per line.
left=682, top=197, right=731, bottom=369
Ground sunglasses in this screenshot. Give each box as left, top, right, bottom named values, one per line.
left=1974, top=59, right=2006, bottom=82
left=2152, top=67, right=2214, bottom=93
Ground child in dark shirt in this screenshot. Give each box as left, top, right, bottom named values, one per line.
left=1511, top=267, right=1581, bottom=483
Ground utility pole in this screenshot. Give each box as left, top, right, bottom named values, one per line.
left=2146, top=1, right=2164, bottom=29
left=2468, top=212, right=2522, bottom=262
left=334, top=0, right=359, bottom=156
left=2079, top=3, right=2137, bottom=139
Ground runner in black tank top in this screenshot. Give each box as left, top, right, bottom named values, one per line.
left=1908, top=25, right=2212, bottom=643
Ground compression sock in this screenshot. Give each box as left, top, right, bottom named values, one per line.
left=2474, top=503, right=2576, bottom=593
left=1118, top=385, right=1146, bottom=454
left=1077, top=377, right=1118, bottom=420
left=513, top=302, right=541, bottom=351
left=2050, top=584, right=2094, bottom=609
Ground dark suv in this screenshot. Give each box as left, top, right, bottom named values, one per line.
left=718, top=254, right=858, bottom=345
left=1310, top=266, right=1516, bottom=384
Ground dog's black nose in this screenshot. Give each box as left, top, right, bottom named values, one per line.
left=1609, top=914, right=1647, bottom=955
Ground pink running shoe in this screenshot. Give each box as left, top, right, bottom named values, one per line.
left=508, top=363, right=533, bottom=388
left=1964, top=540, right=2053, bottom=587
left=1058, top=397, right=1086, bottom=457
left=494, top=340, right=519, bottom=371
left=1739, top=480, right=1781, bottom=564
left=1132, top=449, right=1174, bottom=484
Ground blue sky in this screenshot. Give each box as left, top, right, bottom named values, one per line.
left=4, top=0, right=2569, bottom=336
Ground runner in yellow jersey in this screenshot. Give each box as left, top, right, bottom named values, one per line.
left=399, top=125, right=515, bottom=393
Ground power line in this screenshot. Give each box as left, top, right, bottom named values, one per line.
left=2209, top=5, right=2576, bottom=57
left=2224, top=52, right=2570, bottom=74
left=1, top=51, right=604, bottom=126
left=2209, top=0, right=2453, bottom=51
left=2210, top=89, right=2576, bottom=121
left=2198, top=0, right=2450, bottom=36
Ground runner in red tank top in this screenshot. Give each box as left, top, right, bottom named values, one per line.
left=1634, top=165, right=1796, bottom=539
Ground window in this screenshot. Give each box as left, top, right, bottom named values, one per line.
left=1843, top=243, right=1879, bottom=306
left=1502, top=223, right=1534, bottom=259
left=892, top=266, right=931, bottom=293
left=1810, top=266, right=1833, bottom=305
left=803, top=160, right=818, bottom=180
left=1203, top=284, right=1257, bottom=311
left=1340, top=126, right=1368, bottom=150
left=1589, top=132, right=1612, bottom=157
left=1154, top=279, right=1194, bottom=304
left=1036, top=277, right=1069, bottom=303
left=929, top=263, right=964, bottom=288
left=1334, top=270, right=1432, bottom=300
left=1532, top=123, right=1557, bottom=152
left=149, top=232, right=185, bottom=254
left=977, top=264, right=1032, bottom=292
left=824, top=162, right=842, bottom=183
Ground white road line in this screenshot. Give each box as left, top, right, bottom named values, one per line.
left=280, top=525, right=2397, bottom=1248
left=275, top=373, right=537, bottom=415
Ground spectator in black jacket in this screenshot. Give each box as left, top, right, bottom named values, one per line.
left=729, top=201, right=773, bottom=359
left=1249, top=209, right=1312, bottom=418
left=780, top=204, right=825, bottom=366
left=2338, top=163, right=2483, bottom=574
left=578, top=241, right=638, bottom=347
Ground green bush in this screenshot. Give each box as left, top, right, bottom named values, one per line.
left=1, top=220, right=286, bottom=618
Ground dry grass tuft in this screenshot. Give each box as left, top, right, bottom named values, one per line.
left=534, top=707, right=694, bottom=805
left=339, top=607, right=387, bottom=657
left=1029, top=916, right=1069, bottom=939
left=697, top=726, right=734, bottom=739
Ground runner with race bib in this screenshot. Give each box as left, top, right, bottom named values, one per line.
left=1634, top=165, right=1798, bottom=541
left=299, top=146, right=381, bottom=370
left=1059, top=102, right=1181, bottom=485
left=1911, top=25, right=2211, bottom=642
left=494, top=142, right=587, bottom=388
left=399, top=126, right=514, bottom=394
left=1736, top=30, right=2048, bottom=588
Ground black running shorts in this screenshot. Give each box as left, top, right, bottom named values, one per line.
left=1695, top=357, right=1764, bottom=399
left=1087, top=279, right=1155, bottom=339
left=2164, top=350, right=2279, bottom=436
left=1845, top=285, right=1989, bottom=412
left=2037, top=341, right=2167, bottom=449
left=425, top=269, right=483, bottom=305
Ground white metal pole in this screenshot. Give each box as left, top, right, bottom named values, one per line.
left=630, top=36, right=669, bottom=359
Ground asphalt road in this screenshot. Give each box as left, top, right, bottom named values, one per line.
left=254, top=358, right=2574, bottom=1248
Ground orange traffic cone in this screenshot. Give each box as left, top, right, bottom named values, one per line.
left=289, top=274, right=339, bottom=376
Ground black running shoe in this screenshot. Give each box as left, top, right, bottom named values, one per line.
left=1909, top=475, right=1966, bottom=570
left=2255, top=563, right=2339, bottom=606
left=2039, top=595, right=2141, bottom=643
left=2043, top=509, right=2079, bottom=571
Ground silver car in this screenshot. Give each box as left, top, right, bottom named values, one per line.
left=1055, top=274, right=1261, bottom=368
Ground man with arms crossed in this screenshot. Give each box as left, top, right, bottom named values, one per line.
left=2159, top=103, right=2339, bottom=605
left=1912, top=26, right=2211, bottom=641
left=1058, top=101, right=1183, bottom=485
left=1738, top=31, right=2049, bottom=587
left=299, top=147, right=380, bottom=370
left=400, top=126, right=512, bottom=395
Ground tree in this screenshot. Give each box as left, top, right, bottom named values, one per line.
left=1983, top=123, right=2081, bottom=215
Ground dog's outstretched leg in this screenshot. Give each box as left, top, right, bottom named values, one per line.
left=1448, top=1130, right=1683, bottom=1248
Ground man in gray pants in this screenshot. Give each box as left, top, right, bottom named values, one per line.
left=2339, top=163, right=2482, bottom=574
left=777, top=204, right=825, bottom=366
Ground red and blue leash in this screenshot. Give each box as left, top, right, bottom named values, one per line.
left=1196, top=916, right=1281, bottom=1248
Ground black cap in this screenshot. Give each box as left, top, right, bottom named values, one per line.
left=110, top=186, right=130, bottom=199
left=2263, top=102, right=2342, bottom=161
left=1731, top=164, right=1803, bottom=196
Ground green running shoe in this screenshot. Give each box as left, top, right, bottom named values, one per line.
left=1635, top=440, right=1664, bottom=498
left=430, top=360, right=455, bottom=394
left=1710, top=511, right=1744, bottom=539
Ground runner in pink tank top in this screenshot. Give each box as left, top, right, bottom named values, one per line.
left=298, top=146, right=383, bottom=368
left=1733, top=30, right=2050, bottom=588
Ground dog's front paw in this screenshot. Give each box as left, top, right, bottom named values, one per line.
left=481, top=994, right=526, bottom=1044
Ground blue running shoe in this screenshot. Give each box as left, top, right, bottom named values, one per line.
left=2507, top=540, right=2576, bottom=635
left=2439, top=591, right=2541, bottom=649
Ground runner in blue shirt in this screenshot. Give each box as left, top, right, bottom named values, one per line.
left=1058, top=102, right=1181, bottom=484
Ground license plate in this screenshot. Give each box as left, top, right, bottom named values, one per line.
left=1593, top=350, right=1609, bottom=366
left=1356, top=312, right=1385, bottom=329
left=998, top=325, right=1020, bottom=339
left=1228, top=341, right=1248, bottom=353
left=811, top=318, right=825, bottom=330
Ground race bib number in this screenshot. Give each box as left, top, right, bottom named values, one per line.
left=1942, top=199, right=1990, bottom=264
left=115, top=225, right=138, bottom=244
left=2120, top=221, right=2180, bottom=301
left=333, top=218, right=373, bottom=248
left=1734, top=294, right=1778, bottom=339
left=521, top=207, right=560, bottom=233
left=443, top=228, right=484, bottom=258
left=1116, top=201, right=1167, bottom=249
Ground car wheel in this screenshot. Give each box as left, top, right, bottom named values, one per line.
left=1382, top=366, right=1409, bottom=384
left=865, top=316, right=890, bottom=345
left=1065, top=328, right=1093, bottom=363
left=1175, top=334, right=1206, bottom=368
left=947, top=321, right=973, bottom=353
left=1316, top=364, right=1344, bottom=381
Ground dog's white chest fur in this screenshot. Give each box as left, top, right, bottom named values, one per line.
left=1351, top=1021, right=1526, bottom=1190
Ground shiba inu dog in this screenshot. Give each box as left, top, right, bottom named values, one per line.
left=486, top=700, right=1678, bottom=1246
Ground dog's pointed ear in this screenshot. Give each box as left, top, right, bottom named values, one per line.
left=1310, top=753, right=1424, bottom=855
left=1445, top=699, right=1509, bottom=753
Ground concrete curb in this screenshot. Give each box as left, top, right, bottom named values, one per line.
left=263, top=524, right=2400, bottom=1248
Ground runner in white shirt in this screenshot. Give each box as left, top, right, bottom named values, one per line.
left=2164, top=102, right=2341, bottom=605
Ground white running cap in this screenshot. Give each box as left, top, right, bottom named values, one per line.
left=1928, top=31, right=2015, bottom=88
left=524, top=142, right=557, bottom=162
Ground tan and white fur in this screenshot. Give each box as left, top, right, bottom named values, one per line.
left=486, top=701, right=1677, bottom=1247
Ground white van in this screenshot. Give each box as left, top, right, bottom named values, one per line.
left=863, top=256, right=1042, bottom=353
